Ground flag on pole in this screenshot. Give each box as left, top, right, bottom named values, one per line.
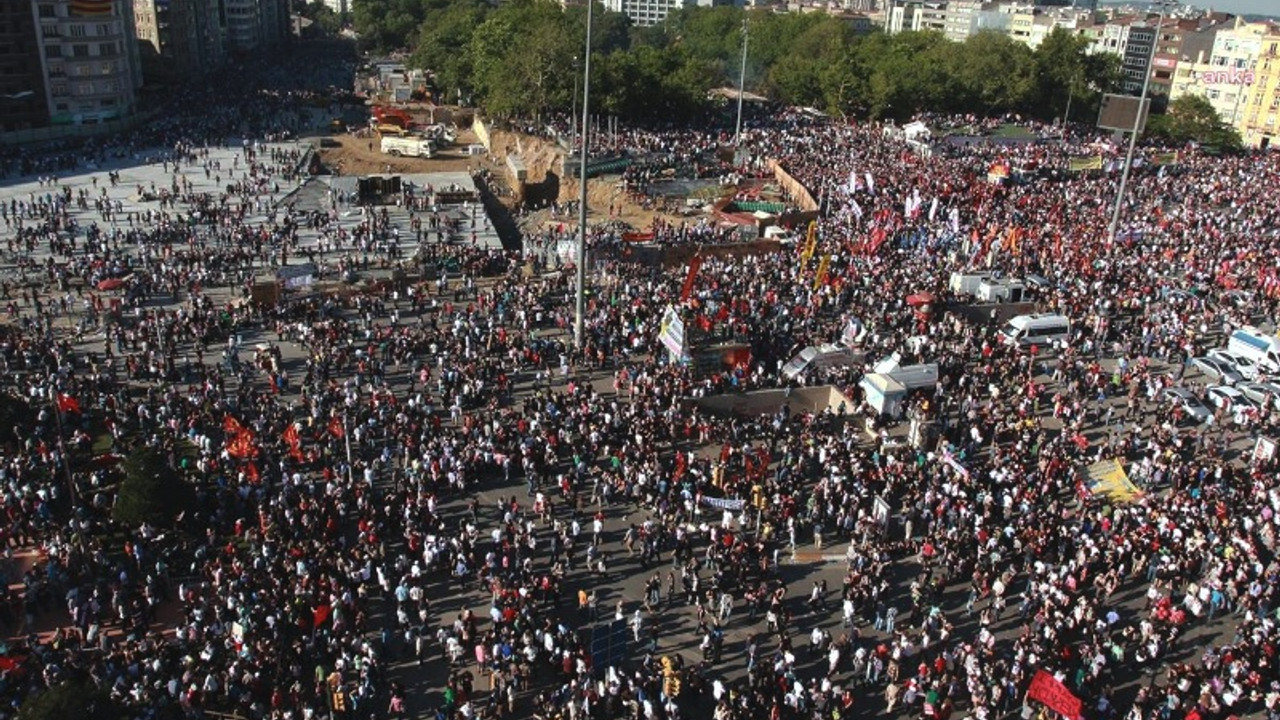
left=850, top=198, right=864, bottom=221
left=800, top=221, right=818, bottom=264
left=328, top=416, right=345, bottom=439
left=680, top=255, right=703, bottom=302
left=865, top=172, right=875, bottom=194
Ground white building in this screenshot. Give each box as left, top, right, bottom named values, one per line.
left=603, top=0, right=733, bottom=27
left=1170, top=19, right=1269, bottom=130
left=33, top=0, right=142, bottom=124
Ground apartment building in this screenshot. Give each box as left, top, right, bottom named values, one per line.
left=1239, top=26, right=1279, bottom=149
left=0, top=3, right=49, bottom=130
left=1171, top=19, right=1269, bottom=130
left=222, top=0, right=288, bottom=52
left=33, top=0, right=142, bottom=125
left=133, top=0, right=224, bottom=84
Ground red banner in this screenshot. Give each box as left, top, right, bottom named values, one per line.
left=680, top=255, right=702, bottom=303
left=1027, top=670, right=1082, bottom=720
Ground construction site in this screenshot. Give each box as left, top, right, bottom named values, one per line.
left=308, top=63, right=811, bottom=259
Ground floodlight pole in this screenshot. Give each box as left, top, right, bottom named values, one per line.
left=1107, top=1, right=1166, bottom=247
left=574, top=0, right=594, bottom=351
left=734, top=19, right=749, bottom=148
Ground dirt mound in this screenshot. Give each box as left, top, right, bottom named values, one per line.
left=315, top=128, right=491, bottom=177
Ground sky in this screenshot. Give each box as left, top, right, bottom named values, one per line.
left=1195, top=0, right=1278, bottom=17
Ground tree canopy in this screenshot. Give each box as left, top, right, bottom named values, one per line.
left=113, top=447, right=195, bottom=529
left=1145, top=94, right=1243, bottom=150
left=353, top=0, right=1124, bottom=122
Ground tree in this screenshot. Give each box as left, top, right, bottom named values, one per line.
left=17, top=680, right=123, bottom=720
left=113, top=447, right=194, bottom=529
left=1146, top=94, right=1243, bottom=149
left=1034, top=28, right=1122, bottom=122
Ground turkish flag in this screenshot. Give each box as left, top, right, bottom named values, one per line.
left=56, top=394, right=81, bottom=414
left=328, top=416, right=345, bottom=439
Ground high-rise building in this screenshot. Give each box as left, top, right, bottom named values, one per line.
left=0, top=3, right=49, bottom=131
left=133, top=0, right=225, bottom=84
left=32, top=0, right=142, bottom=125
left=221, top=0, right=288, bottom=52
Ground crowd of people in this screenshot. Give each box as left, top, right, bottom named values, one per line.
left=2, top=40, right=1280, bottom=720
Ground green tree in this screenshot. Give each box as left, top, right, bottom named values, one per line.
left=17, top=680, right=123, bottom=720
left=954, top=31, right=1036, bottom=114
left=1146, top=94, right=1242, bottom=149
left=409, top=0, right=490, bottom=103
left=113, top=447, right=194, bottom=529
left=1034, top=28, right=1122, bottom=121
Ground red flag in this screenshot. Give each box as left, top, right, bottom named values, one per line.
left=227, top=432, right=258, bottom=459
left=1027, top=670, right=1082, bottom=720
left=283, top=424, right=300, bottom=450
left=328, top=416, right=345, bottom=439
left=679, top=255, right=702, bottom=303
left=245, top=463, right=260, bottom=484
left=223, top=415, right=246, bottom=437
left=56, top=394, right=81, bottom=414
left=313, top=604, right=332, bottom=627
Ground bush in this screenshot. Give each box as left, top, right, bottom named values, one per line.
left=113, top=447, right=194, bottom=529
left=17, top=680, right=122, bottom=720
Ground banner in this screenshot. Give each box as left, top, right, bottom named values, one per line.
left=1152, top=151, right=1179, bottom=166
left=71, top=0, right=113, bottom=16
left=801, top=221, right=818, bottom=264
left=701, top=496, right=745, bottom=511
left=680, top=255, right=702, bottom=303
left=1083, top=459, right=1142, bottom=504
left=1027, top=670, right=1082, bottom=720
left=813, top=254, right=831, bottom=290
left=1068, top=156, right=1103, bottom=172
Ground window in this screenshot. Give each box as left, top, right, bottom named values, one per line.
left=69, top=24, right=86, bottom=38
left=38, top=5, right=55, bottom=18
left=51, top=84, right=67, bottom=97
left=97, top=24, right=110, bottom=36
left=78, top=82, right=93, bottom=95
left=101, top=61, right=114, bottom=74
left=72, top=44, right=89, bottom=58
left=75, top=65, right=90, bottom=76
left=99, top=42, right=116, bottom=55
left=45, top=45, right=61, bottom=59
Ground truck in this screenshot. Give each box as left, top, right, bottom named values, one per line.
left=977, top=277, right=1027, bottom=303
left=781, top=344, right=863, bottom=381
left=380, top=136, right=434, bottom=158
left=1227, top=327, right=1280, bottom=374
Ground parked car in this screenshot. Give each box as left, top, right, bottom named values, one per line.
left=1190, top=356, right=1243, bottom=385
left=1208, top=348, right=1264, bottom=381
left=1161, top=387, right=1214, bottom=424
left=1206, top=386, right=1261, bottom=424
left=1238, top=381, right=1280, bottom=411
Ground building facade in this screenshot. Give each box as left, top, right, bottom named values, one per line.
left=602, top=0, right=732, bottom=27
left=33, top=0, right=142, bottom=125
left=221, top=0, right=288, bottom=52
left=1239, top=27, right=1279, bottom=149
left=0, top=3, right=49, bottom=130
left=1170, top=19, right=1269, bottom=132
left=133, top=0, right=224, bottom=84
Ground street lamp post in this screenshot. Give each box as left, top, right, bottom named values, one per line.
left=734, top=19, right=749, bottom=148
left=570, top=56, right=580, bottom=152
left=1106, top=1, right=1168, bottom=247
left=574, top=1, right=594, bottom=351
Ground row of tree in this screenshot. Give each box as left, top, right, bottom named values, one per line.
left=349, top=0, right=1125, bottom=123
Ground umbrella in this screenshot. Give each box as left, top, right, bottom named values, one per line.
left=96, top=278, right=126, bottom=291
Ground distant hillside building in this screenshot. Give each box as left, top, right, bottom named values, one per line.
left=601, top=0, right=738, bottom=26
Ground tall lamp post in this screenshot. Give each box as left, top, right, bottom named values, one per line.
left=574, top=0, right=594, bottom=351
left=1106, top=0, right=1169, bottom=246
left=734, top=19, right=749, bottom=148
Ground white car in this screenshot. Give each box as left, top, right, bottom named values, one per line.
left=1208, top=348, right=1263, bottom=381
left=1190, top=356, right=1243, bottom=386
left=1161, top=387, right=1213, bottom=424
left=1206, top=386, right=1261, bottom=424
left=1238, top=381, right=1280, bottom=411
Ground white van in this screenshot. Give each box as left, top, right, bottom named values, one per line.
left=380, top=136, right=434, bottom=158
left=781, top=344, right=861, bottom=380
left=999, top=313, right=1071, bottom=348
left=1227, top=327, right=1280, bottom=374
